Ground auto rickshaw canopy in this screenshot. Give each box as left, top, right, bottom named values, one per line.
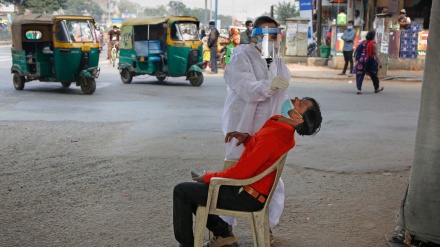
left=121, top=16, right=198, bottom=27
left=11, top=14, right=96, bottom=51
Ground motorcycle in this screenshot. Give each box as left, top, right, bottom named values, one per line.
left=307, top=37, right=318, bottom=57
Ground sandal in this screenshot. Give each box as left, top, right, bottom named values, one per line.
left=374, top=87, right=384, bottom=93
left=356, top=91, right=362, bottom=95
left=338, top=73, right=345, bottom=75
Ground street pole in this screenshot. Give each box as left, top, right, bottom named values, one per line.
left=214, top=0, right=218, bottom=28
left=209, top=0, right=212, bottom=22
left=205, top=0, right=208, bottom=24
left=316, top=0, right=322, bottom=57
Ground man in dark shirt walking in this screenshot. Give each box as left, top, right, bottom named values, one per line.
left=207, top=21, right=220, bottom=74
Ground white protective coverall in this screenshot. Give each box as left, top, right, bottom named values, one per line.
left=222, top=44, right=291, bottom=229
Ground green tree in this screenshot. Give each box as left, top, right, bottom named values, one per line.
left=143, top=5, right=168, bottom=17
left=275, top=1, right=299, bottom=24
left=62, top=0, right=104, bottom=21
left=118, top=0, right=137, bottom=15
left=15, top=0, right=67, bottom=14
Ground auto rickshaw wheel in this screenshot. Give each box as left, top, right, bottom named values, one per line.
left=189, top=71, right=203, bottom=87
left=156, top=76, right=166, bottom=82
left=120, top=69, right=133, bottom=84
left=13, top=72, right=25, bottom=90
left=61, top=81, right=72, bottom=88
left=81, top=78, right=96, bottom=95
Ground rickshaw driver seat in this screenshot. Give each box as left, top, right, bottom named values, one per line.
left=133, top=40, right=164, bottom=58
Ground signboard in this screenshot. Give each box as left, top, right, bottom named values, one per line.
left=299, top=0, right=313, bottom=44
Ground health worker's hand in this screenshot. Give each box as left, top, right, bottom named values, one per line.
left=225, top=131, right=250, bottom=146
left=269, top=76, right=289, bottom=93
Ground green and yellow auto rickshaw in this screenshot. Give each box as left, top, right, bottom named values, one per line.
left=11, top=14, right=100, bottom=94
left=118, top=16, right=204, bottom=86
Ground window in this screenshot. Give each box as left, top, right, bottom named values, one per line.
left=25, top=30, right=42, bottom=40
left=55, top=20, right=97, bottom=43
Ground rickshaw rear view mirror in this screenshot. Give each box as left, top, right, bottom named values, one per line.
left=25, top=30, right=42, bottom=40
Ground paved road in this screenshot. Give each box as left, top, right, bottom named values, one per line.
left=0, top=44, right=421, bottom=172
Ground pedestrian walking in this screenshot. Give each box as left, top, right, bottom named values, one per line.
left=338, top=20, right=356, bottom=76
left=353, top=30, right=384, bottom=94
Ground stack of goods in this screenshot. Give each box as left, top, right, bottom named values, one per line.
left=399, top=24, right=420, bottom=58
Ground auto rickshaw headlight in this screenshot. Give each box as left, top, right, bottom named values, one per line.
left=81, top=46, right=91, bottom=52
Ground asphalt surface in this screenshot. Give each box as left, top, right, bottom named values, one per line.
left=0, top=44, right=421, bottom=172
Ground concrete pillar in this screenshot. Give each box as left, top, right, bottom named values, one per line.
left=396, top=1, right=440, bottom=244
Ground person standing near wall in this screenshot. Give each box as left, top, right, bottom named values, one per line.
left=338, top=20, right=356, bottom=76
left=207, top=21, right=219, bottom=74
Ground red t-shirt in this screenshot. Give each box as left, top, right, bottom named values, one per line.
left=108, top=29, right=120, bottom=41
left=204, top=115, right=295, bottom=195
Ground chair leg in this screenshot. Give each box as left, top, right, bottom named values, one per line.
left=194, top=206, right=208, bottom=247
left=253, top=213, right=270, bottom=247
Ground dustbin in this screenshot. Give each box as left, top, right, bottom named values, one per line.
left=320, top=45, right=330, bottom=58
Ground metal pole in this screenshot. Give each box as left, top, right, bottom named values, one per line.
left=214, top=0, right=218, bottom=27
left=317, top=0, right=322, bottom=57
left=205, top=0, right=208, bottom=24
left=209, top=0, right=212, bottom=22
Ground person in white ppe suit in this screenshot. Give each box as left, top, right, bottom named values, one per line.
left=221, top=16, right=291, bottom=241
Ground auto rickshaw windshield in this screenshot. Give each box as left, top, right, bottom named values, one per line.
left=55, top=20, right=97, bottom=43
left=172, top=22, right=198, bottom=41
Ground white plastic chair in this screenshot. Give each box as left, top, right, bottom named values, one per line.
left=193, top=153, right=288, bottom=247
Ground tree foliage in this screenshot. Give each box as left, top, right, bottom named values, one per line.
left=12, top=0, right=67, bottom=14
left=62, top=0, right=104, bottom=21
left=142, top=1, right=232, bottom=27
left=275, top=1, right=299, bottom=24
left=118, top=0, right=137, bottom=15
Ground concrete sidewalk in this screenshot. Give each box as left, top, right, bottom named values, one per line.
left=286, top=62, right=424, bottom=82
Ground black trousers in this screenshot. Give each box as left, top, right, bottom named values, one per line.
left=356, top=72, right=380, bottom=91
left=173, top=182, right=264, bottom=247
left=342, top=50, right=354, bottom=74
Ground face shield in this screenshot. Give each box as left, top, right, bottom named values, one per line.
left=251, top=26, right=281, bottom=59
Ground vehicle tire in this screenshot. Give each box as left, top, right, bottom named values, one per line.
left=61, top=81, right=71, bottom=88
left=120, top=69, right=133, bottom=84
left=81, top=78, right=96, bottom=95
left=189, top=71, right=203, bottom=87
left=13, top=72, right=25, bottom=90
left=156, top=76, right=166, bottom=82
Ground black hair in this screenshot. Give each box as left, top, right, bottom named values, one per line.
left=295, top=97, right=322, bottom=136
left=245, top=20, right=253, bottom=27
left=348, top=20, right=354, bottom=25
left=355, top=10, right=360, bottom=14
left=366, top=30, right=376, bottom=40
left=209, top=21, right=215, bottom=26
left=253, top=16, right=278, bottom=28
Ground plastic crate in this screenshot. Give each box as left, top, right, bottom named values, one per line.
left=410, top=38, right=418, bottom=45
left=410, top=45, right=417, bottom=52
left=400, top=37, right=409, bottom=46
left=401, top=30, right=412, bottom=38
left=400, top=44, right=410, bottom=52
left=408, top=24, right=420, bottom=32
left=400, top=51, right=409, bottom=58
left=409, top=51, right=418, bottom=58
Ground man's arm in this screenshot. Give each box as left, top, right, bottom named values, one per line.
left=345, top=29, right=356, bottom=42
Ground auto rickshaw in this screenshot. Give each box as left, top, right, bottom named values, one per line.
left=118, top=16, right=204, bottom=86
left=11, top=14, right=100, bottom=94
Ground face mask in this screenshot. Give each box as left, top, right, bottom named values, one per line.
left=209, top=25, right=214, bottom=29
left=281, top=99, right=294, bottom=118
left=347, top=26, right=353, bottom=30
left=248, top=26, right=253, bottom=31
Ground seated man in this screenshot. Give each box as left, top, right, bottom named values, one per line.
left=173, top=97, right=322, bottom=247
